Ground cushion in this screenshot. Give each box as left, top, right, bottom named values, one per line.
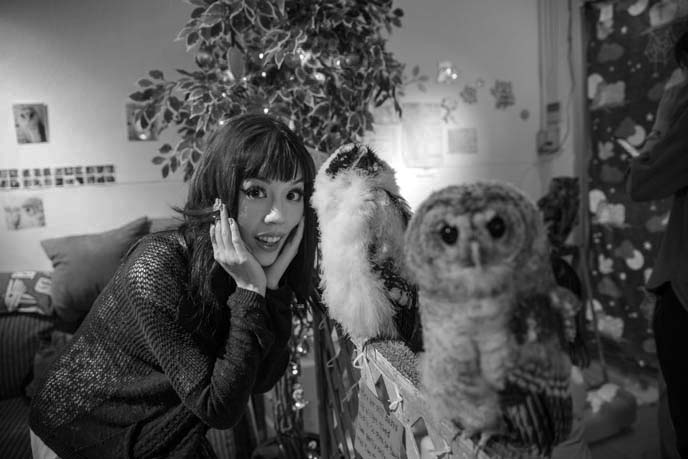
left=40, top=217, right=150, bottom=324
left=0, top=271, right=53, bottom=316
left=149, top=216, right=182, bottom=233
left=0, top=314, right=55, bottom=399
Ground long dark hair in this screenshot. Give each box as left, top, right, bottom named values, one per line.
left=176, top=113, right=317, bottom=342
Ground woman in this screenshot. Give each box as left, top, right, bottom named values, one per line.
left=29, top=113, right=318, bottom=458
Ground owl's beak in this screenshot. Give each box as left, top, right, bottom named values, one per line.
left=470, top=241, right=482, bottom=269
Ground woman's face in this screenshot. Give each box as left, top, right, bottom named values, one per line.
left=236, top=173, right=305, bottom=267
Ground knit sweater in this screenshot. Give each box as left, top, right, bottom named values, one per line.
left=29, top=230, right=293, bottom=458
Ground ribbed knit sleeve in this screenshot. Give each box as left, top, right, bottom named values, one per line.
left=123, top=238, right=273, bottom=429
left=252, top=286, right=294, bottom=393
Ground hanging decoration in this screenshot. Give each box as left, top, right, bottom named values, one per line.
left=436, top=60, right=460, bottom=84
left=490, top=79, right=516, bottom=109
left=459, top=84, right=478, bottom=104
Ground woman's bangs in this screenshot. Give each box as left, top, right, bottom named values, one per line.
left=244, top=133, right=305, bottom=182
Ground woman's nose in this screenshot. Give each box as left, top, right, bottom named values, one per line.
left=264, top=201, right=285, bottom=224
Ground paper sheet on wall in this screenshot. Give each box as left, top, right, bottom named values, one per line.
left=400, top=102, right=444, bottom=168
left=354, top=383, right=405, bottom=459
left=364, top=103, right=402, bottom=165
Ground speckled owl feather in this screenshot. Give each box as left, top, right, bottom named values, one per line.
left=404, top=181, right=575, bottom=457
left=311, top=143, right=421, bottom=351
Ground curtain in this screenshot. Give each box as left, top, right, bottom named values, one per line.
left=584, top=0, right=687, bottom=372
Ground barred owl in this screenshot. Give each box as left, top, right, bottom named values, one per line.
left=311, top=143, right=422, bottom=351
left=404, top=181, right=577, bottom=456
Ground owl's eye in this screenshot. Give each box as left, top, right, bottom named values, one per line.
left=486, top=216, right=506, bottom=238
left=439, top=224, right=458, bottom=245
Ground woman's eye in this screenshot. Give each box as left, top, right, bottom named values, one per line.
left=242, top=186, right=266, bottom=199
left=287, top=189, right=304, bottom=201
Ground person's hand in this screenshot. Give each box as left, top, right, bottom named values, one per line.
left=210, top=201, right=266, bottom=297
left=265, top=217, right=305, bottom=290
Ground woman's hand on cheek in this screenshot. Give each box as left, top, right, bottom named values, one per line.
left=210, top=203, right=267, bottom=297
left=265, top=217, right=305, bottom=290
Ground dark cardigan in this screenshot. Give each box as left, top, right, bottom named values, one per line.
left=29, top=231, right=292, bottom=458
left=626, top=82, right=688, bottom=310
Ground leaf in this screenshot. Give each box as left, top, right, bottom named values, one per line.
left=164, top=108, right=174, bottom=124
left=152, top=156, right=166, bottom=165
left=204, top=1, right=226, bottom=19
left=162, top=164, right=170, bottom=178
left=191, top=7, right=205, bottom=18
left=148, top=70, right=164, bottom=80
left=159, top=143, right=172, bottom=154
left=129, top=91, right=148, bottom=102
left=186, top=31, right=200, bottom=51
left=170, top=155, right=179, bottom=173
left=274, top=49, right=285, bottom=68
left=311, top=103, right=329, bottom=119
left=393, top=8, right=404, bottom=17
left=137, top=78, right=153, bottom=87
left=192, top=150, right=202, bottom=163
left=175, top=26, right=194, bottom=42
left=168, top=96, right=182, bottom=112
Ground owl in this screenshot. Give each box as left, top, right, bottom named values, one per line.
left=404, top=182, right=577, bottom=457
left=311, top=143, right=422, bottom=352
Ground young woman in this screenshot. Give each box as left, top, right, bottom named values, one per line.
left=29, top=113, right=318, bottom=458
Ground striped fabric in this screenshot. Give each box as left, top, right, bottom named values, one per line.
left=0, top=313, right=54, bottom=399
left=206, top=428, right=236, bottom=459
left=0, top=397, right=32, bottom=459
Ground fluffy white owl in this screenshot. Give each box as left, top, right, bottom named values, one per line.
left=311, top=143, right=422, bottom=351
left=404, top=181, right=577, bottom=456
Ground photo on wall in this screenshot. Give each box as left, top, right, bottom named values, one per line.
left=3, top=196, right=46, bottom=230
left=126, top=102, right=158, bottom=141
left=13, top=103, right=49, bottom=144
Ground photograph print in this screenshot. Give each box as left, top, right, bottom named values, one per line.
left=13, top=103, right=48, bottom=144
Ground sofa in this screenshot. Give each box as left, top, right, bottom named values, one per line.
left=0, top=217, right=237, bottom=459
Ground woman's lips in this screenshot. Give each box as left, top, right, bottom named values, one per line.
left=255, top=233, right=285, bottom=251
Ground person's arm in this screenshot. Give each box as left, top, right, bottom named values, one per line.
left=252, top=286, right=294, bottom=394
left=124, top=240, right=275, bottom=429
left=627, top=82, right=688, bottom=201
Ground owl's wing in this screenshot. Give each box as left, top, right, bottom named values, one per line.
left=500, top=292, right=573, bottom=456
left=550, top=255, right=589, bottom=367
left=370, top=258, right=423, bottom=352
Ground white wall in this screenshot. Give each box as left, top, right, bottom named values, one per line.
left=0, top=0, right=549, bottom=270
left=375, top=0, right=545, bottom=210
left=0, top=0, right=193, bottom=271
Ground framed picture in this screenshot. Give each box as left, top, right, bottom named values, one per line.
left=13, top=103, right=49, bottom=144
left=3, top=196, right=46, bottom=230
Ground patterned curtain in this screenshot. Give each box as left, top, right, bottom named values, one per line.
left=585, top=0, right=687, bottom=372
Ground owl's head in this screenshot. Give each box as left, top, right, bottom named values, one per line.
left=312, top=143, right=408, bottom=220
left=405, top=182, right=550, bottom=296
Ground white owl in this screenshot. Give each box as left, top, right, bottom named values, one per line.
left=311, top=143, right=422, bottom=351
left=404, top=182, right=577, bottom=456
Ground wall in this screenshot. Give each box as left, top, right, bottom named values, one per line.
left=535, top=0, right=586, bottom=194
left=0, top=0, right=193, bottom=271
left=370, top=0, right=546, bottom=210
left=0, top=0, right=552, bottom=270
